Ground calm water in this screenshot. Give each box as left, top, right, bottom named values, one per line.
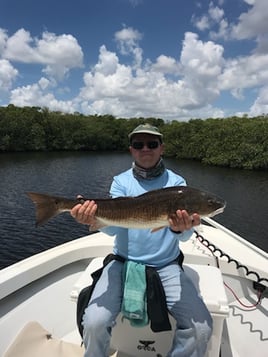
left=0, top=151, right=267, bottom=269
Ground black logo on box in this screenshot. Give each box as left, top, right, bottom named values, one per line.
left=137, top=340, right=156, bottom=351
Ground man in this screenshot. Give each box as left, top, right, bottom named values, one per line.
left=71, top=124, right=212, bottom=357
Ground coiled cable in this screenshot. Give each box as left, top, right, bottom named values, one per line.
left=194, top=230, right=268, bottom=286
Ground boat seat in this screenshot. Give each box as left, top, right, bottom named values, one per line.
left=70, top=257, right=105, bottom=302
left=71, top=257, right=229, bottom=357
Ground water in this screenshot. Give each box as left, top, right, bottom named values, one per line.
left=0, top=151, right=267, bottom=269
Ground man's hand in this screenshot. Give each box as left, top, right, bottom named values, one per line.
left=70, top=198, right=98, bottom=225
left=169, top=210, right=200, bottom=233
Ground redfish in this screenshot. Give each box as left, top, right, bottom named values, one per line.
left=27, top=186, right=226, bottom=231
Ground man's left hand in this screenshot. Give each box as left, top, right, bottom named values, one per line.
left=169, top=210, right=200, bottom=233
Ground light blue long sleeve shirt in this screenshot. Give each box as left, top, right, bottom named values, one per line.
left=101, top=167, right=193, bottom=267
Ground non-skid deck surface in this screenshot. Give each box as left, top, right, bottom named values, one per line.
left=3, top=321, right=84, bottom=357
left=3, top=321, right=129, bottom=357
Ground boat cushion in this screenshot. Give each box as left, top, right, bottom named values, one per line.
left=3, top=321, right=84, bottom=357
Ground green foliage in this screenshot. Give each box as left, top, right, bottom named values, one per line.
left=164, top=116, right=268, bottom=170
left=0, top=105, right=267, bottom=170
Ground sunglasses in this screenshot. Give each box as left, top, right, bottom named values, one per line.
left=131, top=141, right=160, bottom=150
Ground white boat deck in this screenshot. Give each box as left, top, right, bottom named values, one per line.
left=0, top=222, right=267, bottom=357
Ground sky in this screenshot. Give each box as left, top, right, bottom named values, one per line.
left=0, top=0, right=268, bottom=121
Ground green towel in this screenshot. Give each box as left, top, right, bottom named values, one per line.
left=121, top=260, right=149, bottom=327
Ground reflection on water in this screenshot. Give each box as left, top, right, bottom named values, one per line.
left=0, top=151, right=267, bottom=269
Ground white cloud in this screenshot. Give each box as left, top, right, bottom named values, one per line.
left=219, top=53, right=268, bottom=92
left=94, top=45, right=119, bottom=76
left=77, top=31, right=225, bottom=120
left=249, top=86, right=268, bottom=116
left=0, top=59, right=18, bottom=91
left=38, top=32, right=84, bottom=79
left=187, top=104, right=225, bottom=119
left=10, top=78, right=75, bottom=112
left=231, top=0, right=268, bottom=40
left=193, top=15, right=210, bottom=31
left=114, top=27, right=142, bottom=49
left=210, top=18, right=229, bottom=40
left=128, top=0, right=143, bottom=7
left=1, top=8, right=267, bottom=122
left=0, top=28, right=8, bottom=55
left=192, top=0, right=268, bottom=118
left=80, top=45, right=132, bottom=101
left=114, top=27, right=143, bottom=68
left=194, top=0, right=268, bottom=47
left=38, top=77, right=50, bottom=90
left=192, top=1, right=225, bottom=33
left=3, top=29, right=84, bottom=80
left=208, top=2, right=224, bottom=22
left=229, top=0, right=268, bottom=55
left=152, top=55, right=181, bottom=75
left=180, top=32, right=224, bottom=105
left=4, top=29, right=37, bottom=62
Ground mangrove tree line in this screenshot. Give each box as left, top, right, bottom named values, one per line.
left=0, top=104, right=268, bottom=170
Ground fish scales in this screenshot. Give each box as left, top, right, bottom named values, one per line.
left=95, top=195, right=168, bottom=222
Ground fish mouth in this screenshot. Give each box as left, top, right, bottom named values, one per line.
left=208, top=204, right=226, bottom=217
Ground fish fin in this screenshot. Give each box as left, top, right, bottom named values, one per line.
left=27, top=192, right=61, bottom=226
left=89, top=220, right=107, bottom=232
left=151, top=226, right=166, bottom=233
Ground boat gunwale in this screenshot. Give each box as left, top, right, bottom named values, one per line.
left=0, top=232, right=114, bottom=300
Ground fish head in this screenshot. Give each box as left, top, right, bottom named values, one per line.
left=175, top=187, right=226, bottom=217
left=203, top=195, right=226, bottom=217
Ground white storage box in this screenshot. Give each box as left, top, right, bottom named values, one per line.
left=71, top=259, right=229, bottom=357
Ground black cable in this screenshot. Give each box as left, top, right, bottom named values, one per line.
left=194, top=230, right=268, bottom=286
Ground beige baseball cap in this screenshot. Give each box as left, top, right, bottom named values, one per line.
left=128, top=124, right=163, bottom=140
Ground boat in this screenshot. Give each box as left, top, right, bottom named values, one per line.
left=0, top=217, right=267, bottom=357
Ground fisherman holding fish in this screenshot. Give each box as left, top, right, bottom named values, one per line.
left=71, top=124, right=213, bottom=357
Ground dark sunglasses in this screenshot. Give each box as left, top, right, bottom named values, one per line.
left=131, top=141, right=160, bottom=150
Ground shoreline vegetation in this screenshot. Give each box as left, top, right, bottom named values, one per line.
left=1, top=104, right=268, bottom=170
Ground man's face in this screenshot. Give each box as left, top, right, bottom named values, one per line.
left=129, top=133, right=164, bottom=169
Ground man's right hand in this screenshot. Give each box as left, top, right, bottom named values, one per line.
left=71, top=198, right=98, bottom=226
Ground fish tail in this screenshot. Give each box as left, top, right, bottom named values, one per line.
left=27, top=192, right=62, bottom=226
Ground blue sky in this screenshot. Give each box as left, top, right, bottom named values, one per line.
left=0, top=0, right=268, bottom=120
